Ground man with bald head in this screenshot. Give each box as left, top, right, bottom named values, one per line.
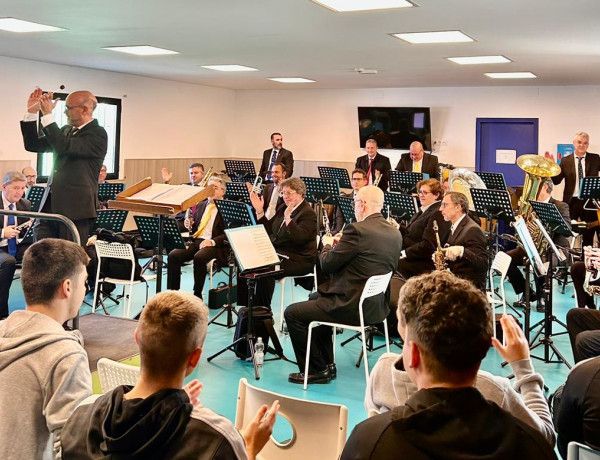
left=395, top=141, right=440, bottom=179
left=22, top=166, right=37, bottom=190
left=21, top=88, right=107, bottom=244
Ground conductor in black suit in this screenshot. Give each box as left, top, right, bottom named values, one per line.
left=285, top=186, right=402, bottom=384
left=355, top=139, right=391, bottom=191
left=0, top=172, right=32, bottom=319
left=440, top=191, right=488, bottom=290
left=20, top=88, right=107, bottom=244
left=395, top=141, right=440, bottom=179
left=259, top=133, right=294, bottom=181
left=548, top=131, right=600, bottom=247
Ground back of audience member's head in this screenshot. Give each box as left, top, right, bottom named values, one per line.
left=398, top=270, right=492, bottom=384
left=137, top=291, right=208, bottom=378
left=21, top=239, right=89, bottom=307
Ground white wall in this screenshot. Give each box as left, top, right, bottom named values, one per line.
left=0, top=56, right=236, bottom=176
left=233, top=86, right=600, bottom=169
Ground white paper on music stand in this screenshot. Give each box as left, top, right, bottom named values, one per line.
left=225, top=225, right=280, bottom=272
left=514, top=216, right=547, bottom=276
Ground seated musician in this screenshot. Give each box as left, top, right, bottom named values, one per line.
left=166, top=177, right=228, bottom=300
left=439, top=191, right=488, bottom=290
left=162, top=162, right=206, bottom=231
left=396, top=178, right=450, bottom=280
left=507, top=179, right=571, bottom=310
left=330, top=168, right=367, bottom=235
left=571, top=245, right=600, bottom=310
left=0, top=171, right=32, bottom=320
left=260, top=162, right=287, bottom=220
left=242, top=177, right=317, bottom=310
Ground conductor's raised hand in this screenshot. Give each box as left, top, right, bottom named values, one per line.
left=38, top=92, right=58, bottom=116
left=491, top=314, right=529, bottom=362
left=27, top=87, right=43, bottom=113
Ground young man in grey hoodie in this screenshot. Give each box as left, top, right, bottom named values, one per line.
left=0, top=238, right=92, bottom=460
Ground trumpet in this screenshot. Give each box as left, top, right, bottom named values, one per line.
left=251, top=175, right=263, bottom=195
left=373, top=170, right=383, bottom=187
left=198, top=166, right=214, bottom=188
left=433, top=220, right=448, bottom=271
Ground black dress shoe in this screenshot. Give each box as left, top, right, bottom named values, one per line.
left=288, top=368, right=331, bottom=384
left=328, top=363, right=337, bottom=379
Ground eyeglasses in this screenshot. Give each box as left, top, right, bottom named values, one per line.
left=282, top=190, right=297, bottom=197
left=418, top=190, right=432, bottom=196
left=440, top=202, right=455, bottom=208
left=351, top=177, right=366, bottom=182
left=25, top=175, right=37, bottom=179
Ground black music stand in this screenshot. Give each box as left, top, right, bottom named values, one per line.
left=337, top=196, right=356, bottom=225
left=389, top=171, right=425, bottom=193
left=98, top=182, right=126, bottom=203
left=302, top=177, right=341, bottom=236
left=225, top=182, right=251, bottom=204
left=20, top=224, right=35, bottom=245
left=26, top=185, right=46, bottom=212
left=476, top=172, right=507, bottom=190
left=92, top=209, right=128, bottom=233
left=224, top=160, right=257, bottom=183
left=134, top=216, right=186, bottom=273
left=581, top=176, right=600, bottom=218
left=208, top=199, right=256, bottom=328
left=318, top=166, right=351, bottom=189
left=383, top=191, right=418, bottom=222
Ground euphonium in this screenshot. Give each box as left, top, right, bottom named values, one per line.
left=432, top=220, right=448, bottom=271
left=198, top=166, right=214, bottom=188
left=583, top=246, right=600, bottom=296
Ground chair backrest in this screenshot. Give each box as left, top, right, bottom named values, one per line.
left=359, top=271, right=394, bottom=308
left=97, top=357, right=140, bottom=393
left=235, top=378, right=348, bottom=460
left=567, top=441, right=600, bottom=460
left=95, top=240, right=135, bottom=262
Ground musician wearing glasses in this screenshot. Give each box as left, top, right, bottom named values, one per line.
left=245, top=178, right=317, bottom=310
left=0, top=172, right=32, bottom=320
left=330, top=169, right=367, bottom=235
left=22, top=166, right=37, bottom=191
left=395, top=141, right=440, bottom=179
left=397, top=178, right=450, bottom=280
left=439, top=192, right=488, bottom=290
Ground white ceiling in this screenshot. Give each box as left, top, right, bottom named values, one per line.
left=2, top=0, right=600, bottom=90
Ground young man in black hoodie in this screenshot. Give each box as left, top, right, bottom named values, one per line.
left=60, top=291, right=279, bottom=459
left=341, top=271, right=557, bottom=460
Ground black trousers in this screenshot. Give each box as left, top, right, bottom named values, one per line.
left=0, top=245, right=28, bottom=318
left=34, top=217, right=94, bottom=246
left=571, top=261, right=598, bottom=309
left=570, top=197, right=599, bottom=247
left=167, top=239, right=225, bottom=299
left=567, top=308, right=600, bottom=363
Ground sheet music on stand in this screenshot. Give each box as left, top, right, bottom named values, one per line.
left=134, top=216, right=186, bottom=253
left=476, top=172, right=507, bottom=190
left=470, top=188, right=515, bottom=222
left=529, top=201, right=574, bottom=238
left=214, top=199, right=256, bottom=230
left=301, top=177, right=340, bottom=205
left=318, top=166, right=351, bottom=189
left=224, top=160, right=257, bottom=183
left=26, top=185, right=46, bottom=212
left=337, top=196, right=356, bottom=225
left=384, top=191, right=418, bottom=221
left=580, top=176, right=600, bottom=212
left=532, top=215, right=567, bottom=263
left=225, top=182, right=251, bottom=204
left=225, top=225, right=281, bottom=274
left=389, top=171, right=426, bottom=193
left=514, top=216, right=547, bottom=276
left=93, top=209, right=128, bottom=233
left=98, top=182, right=126, bottom=202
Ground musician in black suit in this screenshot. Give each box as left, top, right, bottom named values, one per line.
left=330, top=168, right=367, bottom=235
left=395, top=141, right=440, bottom=179
left=355, top=139, right=391, bottom=191
left=166, top=177, right=228, bottom=299
left=397, top=178, right=450, bottom=279
left=440, top=191, right=488, bottom=290
left=0, top=172, right=32, bottom=319
left=260, top=162, right=287, bottom=220
left=244, top=177, right=317, bottom=310
left=548, top=132, right=600, bottom=246
left=20, top=88, right=107, bottom=244
left=285, top=186, right=402, bottom=384
left=259, top=133, right=294, bottom=181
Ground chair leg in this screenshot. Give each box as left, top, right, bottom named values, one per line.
left=279, top=279, right=286, bottom=332
left=383, top=319, right=390, bottom=354
left=304, top=322, right=315, bottom=390
left=361, top=329, right=370, bottom=384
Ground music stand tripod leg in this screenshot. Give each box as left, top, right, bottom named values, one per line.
left=208, top=249, right=238, bottom=328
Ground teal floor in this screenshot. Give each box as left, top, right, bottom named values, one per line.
left=8, top=262, right=576, bottom=437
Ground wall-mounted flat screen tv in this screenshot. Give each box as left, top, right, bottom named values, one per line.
left=358, top=107, right=431, bottom=151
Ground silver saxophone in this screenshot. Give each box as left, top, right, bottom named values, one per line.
left=583, top=246, right=600, bottom=296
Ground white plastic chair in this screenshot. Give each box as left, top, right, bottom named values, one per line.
left=304, top=271, right=393, bottom=389
left=96, top=357, right=140, bottom=393
left=277, top=266, right=318, bottom=332
left=235, top=378, right=347, bottom=460
left=93, top=240, right=156, bottom=318
left=486, top=251, right=512, bottom=340
left=567, top=441, right=600, bottom=460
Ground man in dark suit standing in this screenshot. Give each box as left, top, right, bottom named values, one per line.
left=355, top=139, right=391, bottom=191
left=259, top=133, right=294, bottom=181
left=0, top=171, right=32, bottom=319
left=285, top=186, right=402, bottom=384
left=548, top=132, right=600, bottom=247
left=166, top=177, right=227, bottom=300
left=395, top=141, right=440, bottom=179
left=440, top=191, right=488, bottom=290
left=20, top=88, right=107, bottom=245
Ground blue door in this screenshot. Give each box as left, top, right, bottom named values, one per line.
left=475, top=118, right=539, bottom=188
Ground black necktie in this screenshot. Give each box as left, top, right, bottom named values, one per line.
left=267, top=150, right=278, bottom=180
left=7, top=204, right=17, bottom=257
left=577, top=156, right=584, bottom=190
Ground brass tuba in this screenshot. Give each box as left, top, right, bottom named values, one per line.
left=448, top=168, right=487, bottom=211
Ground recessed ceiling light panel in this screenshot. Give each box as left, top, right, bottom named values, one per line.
left=447, top=55, right=511, bottom=65
left=311, top=0, right=415, bottom=12
left=103, top=46, right=179, bottom=56
left=485, top=72, right=537, bottom=79
left=268, top=77, right=316, bottom=83
left=393, top=30, right=474, bottom=44
left=200, top=65, right=259, bottom=72
left=0, top=17, right=65, bottom=33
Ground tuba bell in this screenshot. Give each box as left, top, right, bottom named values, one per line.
left=516, top=155, right=561, bottom=214
left=448, top=168, right=487, bottom=211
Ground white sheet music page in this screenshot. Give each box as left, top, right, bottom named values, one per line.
left=225, top=225, right=280, bottom=272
